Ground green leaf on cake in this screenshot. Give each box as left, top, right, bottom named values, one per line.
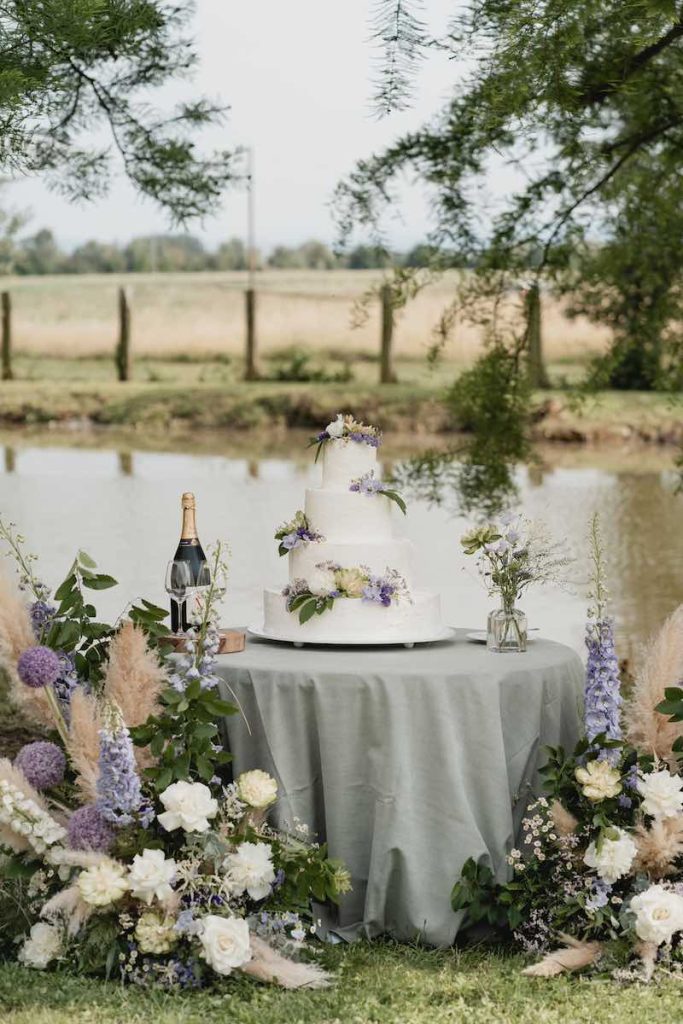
left=382, top=489, right=407, bottom=515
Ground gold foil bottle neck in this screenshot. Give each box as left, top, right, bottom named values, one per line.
left=181, top=492, right=196, bottom=509
left=180, top=493, right=198, bottom=539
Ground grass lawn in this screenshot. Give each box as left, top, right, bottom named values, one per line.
left=1, top=942, right=680, bottom=1024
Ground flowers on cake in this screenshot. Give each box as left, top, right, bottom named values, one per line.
left=309, top=413, right=382, bottom=460
left=349, top=472, right=407, bottom=515
left=274, top=511, right=324, bottom=556
left=283, top=563, right=410, bottom=622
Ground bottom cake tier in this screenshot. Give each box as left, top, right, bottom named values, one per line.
left=262, top=587, right=443, bottom=644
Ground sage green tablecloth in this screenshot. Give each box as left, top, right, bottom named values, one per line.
left=216, top=630, right=584, bottom=947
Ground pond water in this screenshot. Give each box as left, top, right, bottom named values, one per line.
left=1, top=434, right=682, bottom=666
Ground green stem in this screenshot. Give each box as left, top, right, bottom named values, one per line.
left=43, top=685, right=70, bottom=747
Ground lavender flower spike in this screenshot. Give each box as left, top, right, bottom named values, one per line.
left=96, top=702, right=152, bottom=827
left=584, top=515, right=622, bottom=759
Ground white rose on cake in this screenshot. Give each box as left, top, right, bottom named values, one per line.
left=237, top=770, right=278, bottom=809
left=77, top=860, right=129, bottom=906
left=224, top=841, right=276, bottom=900
left=583, top=828, right=636, bottom=883
left=128, top=848, right=177, bottom=905
left=157, top=781, right=218, bottom=834
left=18, top=922, right=62, bottom=969
left=199, top=914, right=251, bottom=975
left=637, top=769, right=683, bottom=820
left=629, top=884, right=683, bottom=945
left=325, top=414, right=345, bottom=438
left=307, top=562, right=337, bottom=597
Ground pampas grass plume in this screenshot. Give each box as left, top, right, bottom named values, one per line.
left=549, top=800, right=579, bottom=838
left=625, top=604, right=683, bottom=766
left=522, top=935, right=602, bottom=977
left=0, top=573, right=54, bottom=731
left=633, top=816, right=683, bottom=879
left=67, top=690, right=102, bottom=802
left=102, top=622, right=166, bottom=766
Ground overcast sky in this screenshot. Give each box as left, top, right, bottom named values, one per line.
left=7, top=1, right=458, bottom=251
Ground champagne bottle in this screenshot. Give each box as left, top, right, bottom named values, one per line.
left=171, top=492, right=207, bottom=633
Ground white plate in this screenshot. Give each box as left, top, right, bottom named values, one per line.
left=247, top=624, right=455, bottom=649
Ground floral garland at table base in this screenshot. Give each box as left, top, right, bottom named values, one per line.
left=0, top=520, right=350, bottom=990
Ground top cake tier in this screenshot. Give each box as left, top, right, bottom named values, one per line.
left=321, top=437, right=379, bottom=490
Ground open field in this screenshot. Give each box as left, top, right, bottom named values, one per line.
left=1, top=944, right=681, bottom=1024
left=2, top=269, right=611, bottom=363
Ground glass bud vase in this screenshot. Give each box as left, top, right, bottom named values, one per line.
left=487, top=601, right=528, bottom=653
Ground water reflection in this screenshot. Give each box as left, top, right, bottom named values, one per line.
left=117, top=451, right=134, bottom=476
left=4, top=447, right=15, bottom=474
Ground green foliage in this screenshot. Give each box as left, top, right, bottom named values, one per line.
left=75, top=915, right=122, bottom=978
left=269, top=348, right=354, bottom=384
left=656, top=685, right=683, bottom=758
left=45, top=551, right=116, bottom=684
left=451, top=858, right=509, bottom=930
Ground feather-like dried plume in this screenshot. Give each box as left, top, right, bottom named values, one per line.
left=102, top=621, right=166, bottom=767
left=522, top=934, right=602, bottom=977
left=41, top=884, right=93, bottom=937
left=0, top=573, right=53, bottom=730
left=67, top=690, right=102, bottom=802
left=634, top=941, right=658, bottom=983
left=549, top=800, right=579, bottom=838
left=633, top=816, right=683, bottom=879
left=0, top=757, right=50, bottom=853
left=242, top=935, right=331, bottom=989
left=625, top=604, right=683, bottom=767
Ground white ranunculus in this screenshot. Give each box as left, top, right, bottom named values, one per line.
left=583, top=828, right=637, bottom=884
left=199, top=914, right=251, bottom=976
left=17, top=922, right=62, bottom=969
left=637, top=770, right=683, bottom=821
left=325, top=414, right=345, bottom=438
left=77, top=860, right=129, bottom=907
left=575, top=760, right=622, bottom=802
left=306, top=563, right=337, bottom=597
left=630, top=884, right=683, bottom=945
left=157, top=781, right=218, bottom=834
left=224, top=841, right=276, bottom=901
left=128, top=848, right=177, bottom=905
left=237, top=770, right=278, bottom=810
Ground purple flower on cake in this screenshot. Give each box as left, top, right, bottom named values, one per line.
left=17, top=645, right=62, bottom=689
left=361, top=567, right=410, bottom=607
left=349, top=473, right=407, bottom=514
left=274, top=511, right=324, bottom=556
left=67, top=804, right=115, bottom=852
left=15, top=741, right=66, bottom=790
left=309, top=413, right=383, bottom=459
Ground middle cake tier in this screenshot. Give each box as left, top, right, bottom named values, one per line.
left=304, top=487, right=395, bottom=542
left=289, top=537, right=415, bottom=587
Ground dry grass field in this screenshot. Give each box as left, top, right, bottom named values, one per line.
left=3, top=269, right=611, bottom=363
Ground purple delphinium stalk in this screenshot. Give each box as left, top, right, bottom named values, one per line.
left=16, top=645, right=62, bottom=689
left=52, top=651, right=80, bottom=716
left=15, top=741, right=66, bottom=790
left=584, top=617, right=622, bottom=754
left=168, top=626, right=221, bottom=693
left=96, top=709, right=152, bottom=827
left=67, top=804, right=115, bottom=852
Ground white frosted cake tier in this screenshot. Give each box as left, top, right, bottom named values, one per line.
left=321, top=438, right=379, bottom=489
left=263, top=587, right=442, bottom=643
left=305, top=488, right=394, bottom=542
left=289, top=538, right=415, bottom=586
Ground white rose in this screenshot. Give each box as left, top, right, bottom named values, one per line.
left=237, top=770, right=278, bottom=810
left=157, top=781, right=218, bottom=834
left=224, top=841, right=276, bottom=901
left=128, top=848, right=177, bottom=905
left=325, top=414, right=345, bottom=438
left=17, top=922, right=62, bottom=970
left=583, top=828, right=636, bottom=884
left=637, top=770, right=683, bottom=821
left=306, top=563, right=337, bottom=597
left=199, top=914, right=251, bottom=976
left=630, top=884, right=683, bottom=945
left=77, top=860, right=129, bottom=907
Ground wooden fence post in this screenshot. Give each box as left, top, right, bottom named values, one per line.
left=244, top=288, right=259, bottom=380
left=116, top=286, right=132, bottom=381
left=525, top=282, right=549, bottom=388
left=1, top=291, right=13, bottom=381
left=380, top=284, right=398, bottom=384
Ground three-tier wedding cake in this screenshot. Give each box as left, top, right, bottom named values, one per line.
left=261, top=414, right=443, bottom=644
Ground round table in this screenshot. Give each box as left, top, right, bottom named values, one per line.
left=215, top=629, right=584, bottom=947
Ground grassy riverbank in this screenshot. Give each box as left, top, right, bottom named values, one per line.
left=2, top=943, right=681, bottom=1024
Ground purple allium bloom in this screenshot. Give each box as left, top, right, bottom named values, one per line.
left=17, top=645, right=62, bottom=689
left=96, top=718, right=152, bottom=827
left=30, top=601, right=56, bottom=638
left=15, top=741, right=66, bottom=790
left=584, top=617, right=622, bottom=760
left=67, top=804, right=115, bottom=852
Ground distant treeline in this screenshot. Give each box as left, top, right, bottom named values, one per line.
left=3, top=230, right=446, bottom=275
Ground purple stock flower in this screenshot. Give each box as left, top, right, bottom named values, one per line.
left=15, top=741, right=66, bottom=790
left=96, top=713, right=152, bottom=827
left=17, top=645, right=62, bottom=689
left=67, top=804, right=114, bottom=852
left=584, top=617, right=622, bottom=759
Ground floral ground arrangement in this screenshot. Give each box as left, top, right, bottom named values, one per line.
left=452, top=516, right=683, bottom=982
left=0, top=519, right=349, bottom=992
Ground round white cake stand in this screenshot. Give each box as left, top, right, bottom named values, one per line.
left=247, top=625, right=454, bottom=649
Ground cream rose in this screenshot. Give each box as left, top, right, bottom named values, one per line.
left=199, top=915, right=251, bottom=975
left=630, top=884, right=683, bottom=945
left=77, top=860, right=129, bottom=907
left=637, top=770, right=683, bottom=821
left=17, top=922, right=62, bottom=969
left=134, top=911, right=178, bottom=954
left=224, top=841, right=276, bottom=901
left=128, top=848, right=177, bottom=905
left=237, top=770, right=278, bottom=810
left=335, top=567, right=367, bottom=599
left=575, top=760, right=622, bottom=802
left=583, top=828, right=636, bottom=884
left=157, top=781, right=218, bottom=834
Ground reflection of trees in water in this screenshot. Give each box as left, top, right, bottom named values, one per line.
left=391, top=448, right=518, bottom=520
left=4, top=447, right=15, bottom=474
left=606, top=472, right=683, bottom=665
left=117, top=451, right=133, bottom=476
